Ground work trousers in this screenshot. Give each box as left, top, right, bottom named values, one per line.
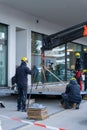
left=84, top=80, right=87, bottom=91
left=61, top=93, right=70, bottom=108
left=61, top=93, right=80, bottom=109
left=17, top=85, right=27, bottom=110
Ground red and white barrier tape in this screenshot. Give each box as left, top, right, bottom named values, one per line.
left=0, top=115, right=65, bottom=130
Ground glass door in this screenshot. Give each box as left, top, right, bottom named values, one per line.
left=0, top=24, right=8, bottom=86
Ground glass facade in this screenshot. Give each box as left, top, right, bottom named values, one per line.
left=31, top=31, right=44, bottom=83
left=45, top=45, right=65, bottom=82
left=66, top=43, right=82, bottom=80
left=0, top=24, right=8, bottom=86
left=31, top=32, right=87, bottom=83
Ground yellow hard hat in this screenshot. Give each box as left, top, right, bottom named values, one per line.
left=83, top=69, right=87, bottom=73
left=21, top=57, right=28, bottom=62
left=75, top=52, right=80, bottom=57
left=70, top=77, right=76, bottom=81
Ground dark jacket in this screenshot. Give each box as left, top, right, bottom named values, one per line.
left=15, top=62, right=32, bottom=86
left=65, top=80, right=82, bottom=103
left=84, top=72, right=87, bottom=89
left=11, top=76, right=16, bottom=85
left=84, top=71, right=87, bottom=81
left=75, top=58, right=82, bottom=71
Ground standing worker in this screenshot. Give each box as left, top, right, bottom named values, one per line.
left=15, top=57, right=34, bottom=112
left=83, top=69, right=87, bottom=91
left=75, top=52, right=83, bottom=90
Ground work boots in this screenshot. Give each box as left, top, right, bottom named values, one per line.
left=75, top=103, right=80, bottom=109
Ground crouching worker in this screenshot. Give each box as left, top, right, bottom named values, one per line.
left=61, top=77, right=82, bottom=109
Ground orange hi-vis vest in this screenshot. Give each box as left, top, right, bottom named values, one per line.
left=83, top=25, right=87, bottom=36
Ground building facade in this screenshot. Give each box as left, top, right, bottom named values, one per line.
left=0, top=3, right=87, bottom=88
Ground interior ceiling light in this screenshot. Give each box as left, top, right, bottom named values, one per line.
left=83, top=48, right=87, bottom=51
left=67, top=49, right=73, bottom=52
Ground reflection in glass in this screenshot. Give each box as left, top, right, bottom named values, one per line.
left=31, top=32, right=87, bottom=83
left=66, top=42, right=81, bottom=80
left=0, top=24, right=8, bottom=86
left=45, top=45, right=65, bottom=81
left=31, top=32, right=66, bottom=83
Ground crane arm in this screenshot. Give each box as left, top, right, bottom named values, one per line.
left=42, top=21, right=87, bottom=50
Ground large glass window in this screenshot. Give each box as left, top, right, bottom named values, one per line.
left=0, top=24, right=8, bottom=86
left=45, top=45, right=65, bottom=82
left=31, top=31, right=44, bottom=66
left=31, top=31, right=65, bottom=83
left=31, top=32, right=44, bottom=83
left=66, top=42, right=81, bottom=80
left=31, top=31, right=87, bottom=84
left=83, top=46, right=87, bottom=69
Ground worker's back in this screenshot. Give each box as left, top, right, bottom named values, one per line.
left=16, top=62, right=32, bottom=86
left=66, top=80, right=82, bottom=103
